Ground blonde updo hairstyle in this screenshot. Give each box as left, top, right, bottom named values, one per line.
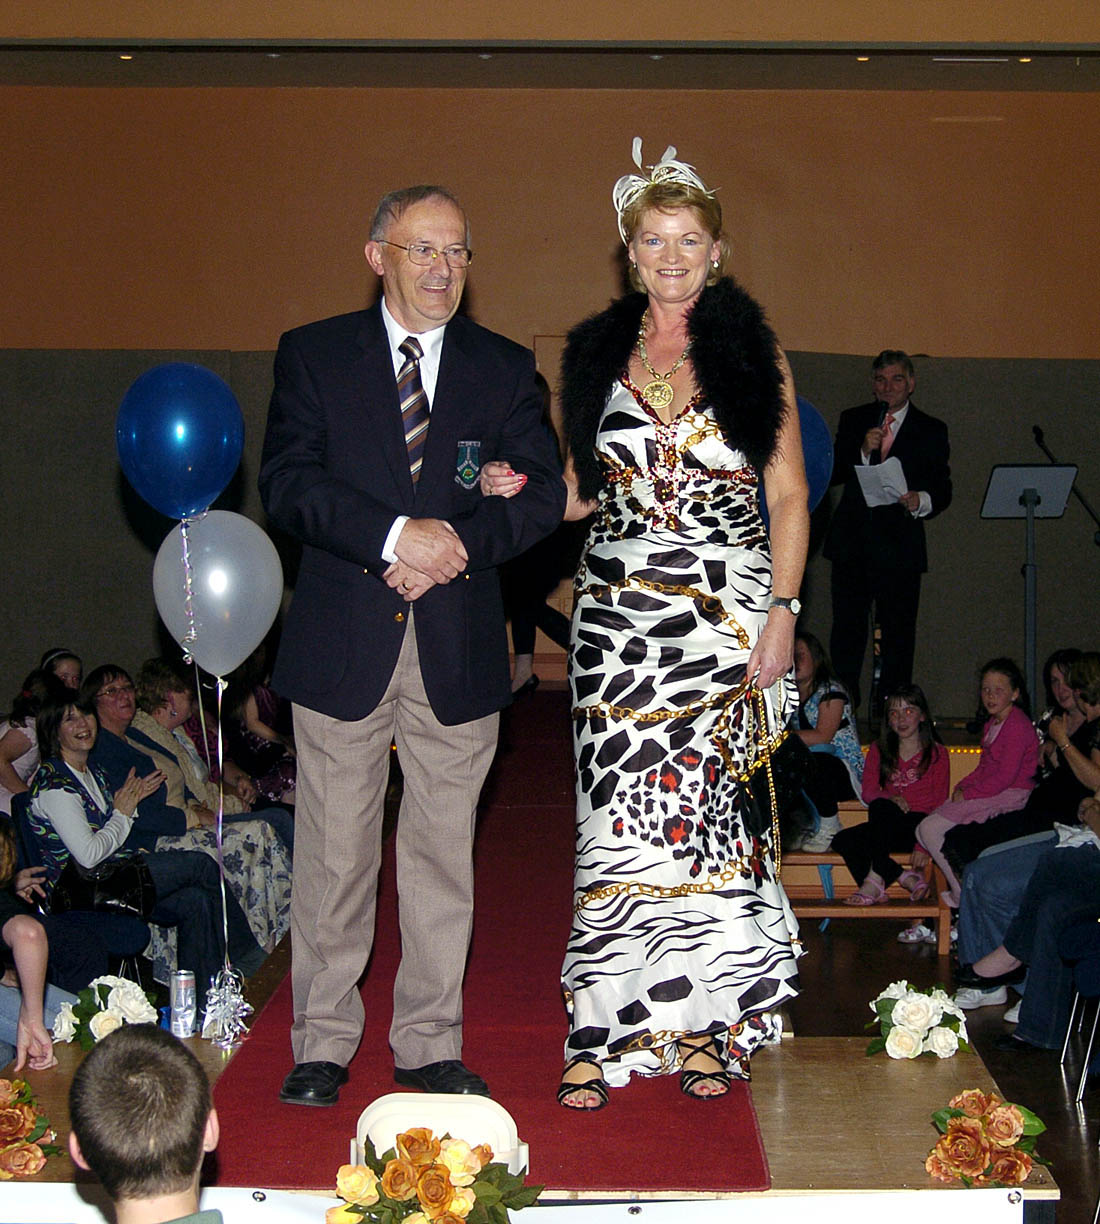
left=620, top=180, right=730, bottom=293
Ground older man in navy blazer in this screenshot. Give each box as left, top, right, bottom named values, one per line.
left=260, top=185, right=565, bottom=1105
left=823, top=350, right=951, bottom=713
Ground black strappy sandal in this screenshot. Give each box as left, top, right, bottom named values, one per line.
left=557, top=1054, right=609, bottom=1111
left=678, top=1035, right=732, bottom=1099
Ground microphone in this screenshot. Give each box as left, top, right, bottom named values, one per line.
left=1032, top=424, right=1057, bottom=464
left=869, top=401, right=888, bottom=464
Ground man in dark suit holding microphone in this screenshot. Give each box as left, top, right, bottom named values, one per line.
left=260, top=185, right=565, bottom=1105
left=823, top=350, right=951, bottom=714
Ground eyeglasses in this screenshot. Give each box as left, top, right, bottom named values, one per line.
left=97, top=683, right=135, bottom=700
left=377, top=240, right=473, bottom=269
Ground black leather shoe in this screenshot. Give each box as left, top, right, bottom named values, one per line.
left=279, top=1061, right=349, bottom=1106
left=954, top=963, right=1027, bottom=989
left=993, top=1033, right=1042, bottom=1053
left=394, top=1059, right=490, bottom=1096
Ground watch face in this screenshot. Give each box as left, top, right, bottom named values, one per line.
left=790, top=597, right=802, bottom=615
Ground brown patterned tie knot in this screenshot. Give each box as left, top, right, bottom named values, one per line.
left=397, top=336, right=429, bottom=484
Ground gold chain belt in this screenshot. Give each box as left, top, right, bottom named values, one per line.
left=574, top=851, right=767, bottom=913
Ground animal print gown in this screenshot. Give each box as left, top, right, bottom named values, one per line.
left=562, top=379, right=803, bottom=1087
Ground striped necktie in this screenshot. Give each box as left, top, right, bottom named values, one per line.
left=880, top=412, right=897, bottom=459
left=397, top=336, right=430, bottom=484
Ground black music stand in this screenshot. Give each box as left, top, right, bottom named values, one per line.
left=981, top=464, right=1076, bottom=707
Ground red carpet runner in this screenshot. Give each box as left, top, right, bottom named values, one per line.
left=212, top=691, right=770, bottom=1194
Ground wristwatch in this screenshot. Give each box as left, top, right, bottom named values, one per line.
left=769, top=596, right=802, bottom=616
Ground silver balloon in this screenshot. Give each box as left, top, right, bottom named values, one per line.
left=153, top=511, right=283, bottom=677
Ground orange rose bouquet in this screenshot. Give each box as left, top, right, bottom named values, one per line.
left=926, top=1089, right=1048, bottom=1187
left=327, top=1127, right=541, bottom=1223
left=0, top=1077, right=59, bottom=1179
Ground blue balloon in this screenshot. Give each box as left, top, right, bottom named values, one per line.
left=117, top=362, right=244, bottom=519
left=760, top=394, right=834, bottom=529
left=797, top=394, right=834, bottom=513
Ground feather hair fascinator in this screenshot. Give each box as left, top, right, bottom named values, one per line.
left=612, top=137, right=715, bottom=242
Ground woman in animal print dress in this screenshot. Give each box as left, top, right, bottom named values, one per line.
left=484, top=142, right=809, bottom=1109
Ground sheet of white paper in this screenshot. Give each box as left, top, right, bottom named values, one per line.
left=855, top=456, right=908, bottom=507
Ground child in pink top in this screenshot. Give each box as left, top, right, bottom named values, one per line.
left=916, top=657, right=1039, bottom=906
left=833, top=685, right=950, bottom=904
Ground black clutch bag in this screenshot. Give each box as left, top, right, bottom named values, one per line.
left=738, top=691, right=814, bottom=862
left=50, top=854, right=157, bottom=920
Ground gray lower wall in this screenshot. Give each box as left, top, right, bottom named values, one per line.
left=3, top=348, right=1097, bottom=718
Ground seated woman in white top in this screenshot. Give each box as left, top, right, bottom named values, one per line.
left=27, top=694, right=264, bottom=994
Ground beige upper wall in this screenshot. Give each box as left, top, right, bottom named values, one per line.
left=2, top=0, right=1100, bottom=44
left=3, top=86, right=1099, bottom=359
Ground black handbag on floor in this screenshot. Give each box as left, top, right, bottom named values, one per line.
left=50, top=854, right=157, bottom=920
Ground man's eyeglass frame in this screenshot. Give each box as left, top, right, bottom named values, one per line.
left=377, top=240, right=474, bottom=269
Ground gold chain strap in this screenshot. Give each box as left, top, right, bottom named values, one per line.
left=574, top=850, right=768, bottom=913
left=749, top=686, right=782, bottom=873
left=573, top=685, right=744, bottom=726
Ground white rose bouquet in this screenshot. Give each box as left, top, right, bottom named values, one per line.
left=51, top=975, right=158, bottom=1052
left=867, top=980, right=969, bottom=1059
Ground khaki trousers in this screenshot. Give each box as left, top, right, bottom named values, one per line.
left=289, top=612, right=499, bottom=1068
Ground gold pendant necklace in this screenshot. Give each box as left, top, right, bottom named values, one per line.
left=636, top=310, right=691, bottom=411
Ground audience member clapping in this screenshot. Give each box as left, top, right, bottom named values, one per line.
left=27, top=692, right=263, bottom=995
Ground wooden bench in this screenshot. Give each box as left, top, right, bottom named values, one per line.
left=781, top=850, right=953, bottom=955
left=777, top=745, right=981, bottom=957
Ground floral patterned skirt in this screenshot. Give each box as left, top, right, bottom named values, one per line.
left=146, top=821, right=291, bottom=984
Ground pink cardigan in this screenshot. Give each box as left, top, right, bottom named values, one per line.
left=957, top=705, right=1039, bottom=799
left=862, top=741, right=950, bottom=814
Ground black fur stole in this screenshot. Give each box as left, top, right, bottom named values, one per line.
left=561, top=277, right=785, bottom=502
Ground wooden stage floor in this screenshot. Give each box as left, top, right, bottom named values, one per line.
left=20, top=938, right=1058, bottom=1214
left=752, top=1036, right=1057, bottom=1201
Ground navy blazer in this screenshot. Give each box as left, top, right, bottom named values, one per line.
left=823, top=399, right=951, bottom=574
left=259, top=303, right=566, bottom=725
